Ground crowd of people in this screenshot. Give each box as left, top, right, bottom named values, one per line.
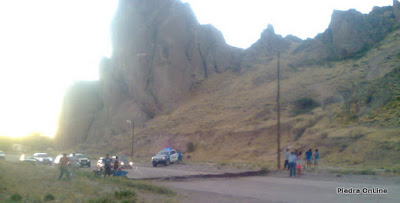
left=58, top=153, right=124, bottom=180
left=283, top=148, right=319, bottom=177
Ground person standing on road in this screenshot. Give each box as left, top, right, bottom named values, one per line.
left=102, top=154, right=113, bottom=178
left=289, top=151, right=297, bottom=177
left=305, top=149, right=312, bottom=169
left=284, top=148, right=290, bottom=170
left=314, top=149, right=319, bottom=168
left=58, top=154, right=71, bottom=181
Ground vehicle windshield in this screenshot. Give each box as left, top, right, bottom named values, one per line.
left=35, top=153, right=49, bottom=157
left=157, top=151, right=168, bottom=155
left=75, top=155, right=87, bottom=158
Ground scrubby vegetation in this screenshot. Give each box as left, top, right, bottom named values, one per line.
left=292, top=97, right=320, bottom=115
left=0, top=161, right=176, bottom=202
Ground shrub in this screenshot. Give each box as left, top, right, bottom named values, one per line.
left=186, top=142, right=195, bottom=153
left=292, top=98, right=320, bottom=115
left=10, top=194, right=23, bottom=201
left=44, top=194, right=55, bottom=201
left=359, top=169, right=376, bottom=175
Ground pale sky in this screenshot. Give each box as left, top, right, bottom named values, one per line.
left=0, top=0, right=393, bottom=138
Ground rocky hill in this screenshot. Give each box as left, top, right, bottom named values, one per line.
left=56, top=0, right=400, bottom=169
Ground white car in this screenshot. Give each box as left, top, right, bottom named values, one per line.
left=151, top=148, right=182, bottom=167
left=53, top=154, right=64, bottom=165
left=0, top=151, right=5, bottom=160
left=19, top=154, right=36, bottom=164
left=33, top=153, right=53, bottom=165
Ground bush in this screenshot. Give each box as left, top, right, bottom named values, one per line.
left=292, top=98, right=320, bottom=115
left=44, top=194, right=55, bottom=201
left=359, top=169, right=376, bottom=175
left=10, top=194, right=23, bottom=201
left=186, top=142, right=195, bottom=153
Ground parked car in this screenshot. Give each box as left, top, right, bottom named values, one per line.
left=112, top=156, right=133, bottom=169
left=19, top=154, right=37, bottom=164
left=97, top=157, right=115, bottom=170
left=69, top=153, right=91, bottom=167
left=53, top=154, right=65, bottom=165
left=33, top=153, right=53, bottom=165
left=0, top=151, right=5, bottom=160
left=151, top=148, right=182, bottom=167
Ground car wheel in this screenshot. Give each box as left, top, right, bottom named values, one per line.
left=164, top=160, right=170, bottom=166
left=152, top=161, right=157, bottom=167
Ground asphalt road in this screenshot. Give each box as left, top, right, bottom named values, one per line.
left=161, top=175, right=400, bottom=203
left=129, top=165, right=214, bottom=179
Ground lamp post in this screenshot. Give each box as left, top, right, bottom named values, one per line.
left=276, top=52, right=281, bottom=170
left=126, top=120, right=134, bottom=160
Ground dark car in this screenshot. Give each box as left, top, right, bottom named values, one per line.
left=33, top=153, right=53, bottom=165
left=69, top=153, right=91, bottom=168
left=112, top=156, right=133, bottom=169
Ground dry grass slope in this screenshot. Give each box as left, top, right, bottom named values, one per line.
left=114, top=30, right=400, bottom=171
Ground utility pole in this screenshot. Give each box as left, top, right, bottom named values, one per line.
left=276, top=52, right=281, bottom=170
left=127, top=120, right=134, bottom=160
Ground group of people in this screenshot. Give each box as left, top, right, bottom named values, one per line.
left=58, top=153, right=123, bottom=180
left=101, top=154, right=123, bottom=178
left=283, top=148, right=319, bottom=177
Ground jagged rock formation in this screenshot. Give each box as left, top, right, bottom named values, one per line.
left=56, top=0, right=242, bottom=146
left=56, top=0, right=400, bottom=151
left=293, top=4, right=399, bottom=65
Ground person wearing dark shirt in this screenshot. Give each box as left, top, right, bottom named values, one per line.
left=114, top=156, right=120, bottom=171
left=102, top=154, right=113, bottom=177
left=305, top=149, right=313, bottom=169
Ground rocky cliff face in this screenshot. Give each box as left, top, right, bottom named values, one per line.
left=56, top=0, right=242, bottom=146
left=106, top=0, right=242, bottom=116
left=293, top=4, right=399, bottom=64
left=56, top=0, right=400, bottom=150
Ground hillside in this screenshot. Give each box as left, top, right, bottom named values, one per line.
left=127, top=29, right=400, bottom=168
left=56, top=0, right=400, bottom=169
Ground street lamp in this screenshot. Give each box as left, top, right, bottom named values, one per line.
left=126, top=120, right=134, bottom=160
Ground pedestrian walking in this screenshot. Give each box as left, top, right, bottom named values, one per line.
left=289, top=151, right=297, bottom=177
left=58, top=154, right=71, bottom=181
